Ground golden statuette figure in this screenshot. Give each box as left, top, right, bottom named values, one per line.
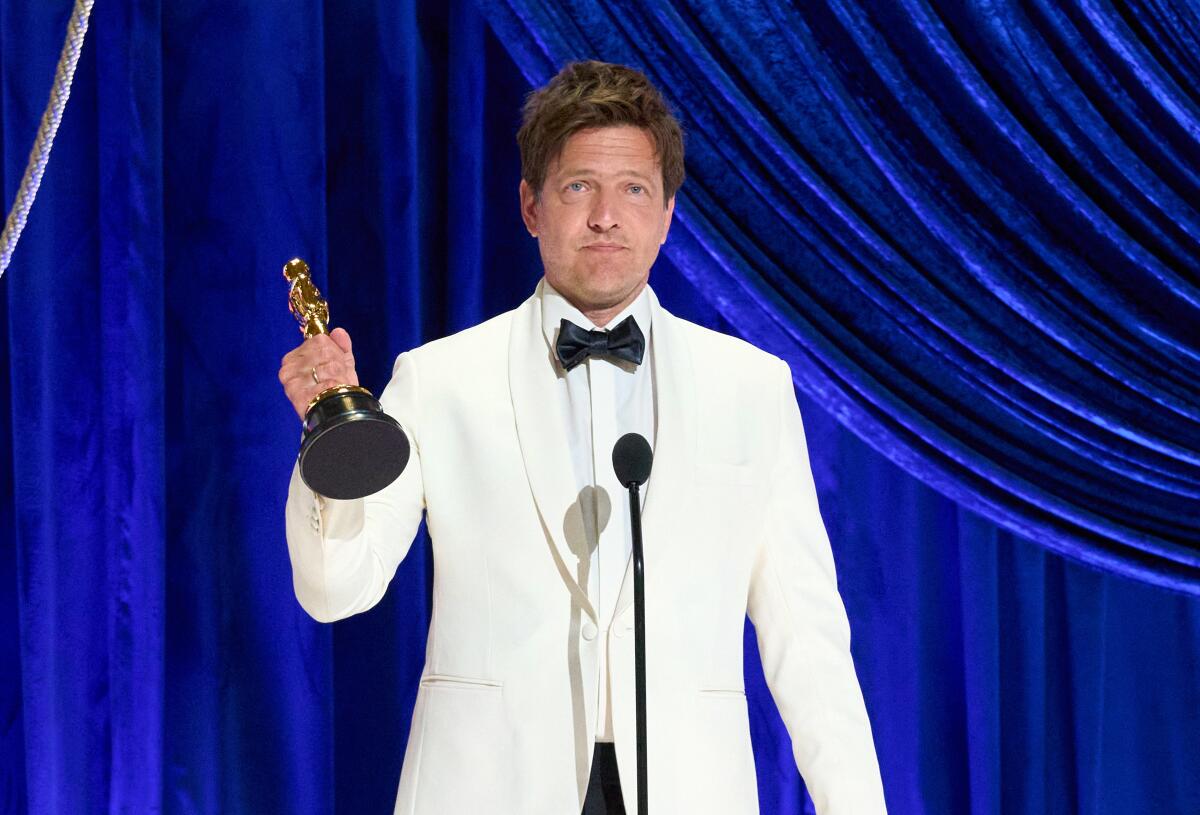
left=282, top=257, right=410, bottom=500
left=284, top=258, right=331, bottom=337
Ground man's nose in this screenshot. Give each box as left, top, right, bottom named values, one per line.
left=587, top=190, right=619, bottom=231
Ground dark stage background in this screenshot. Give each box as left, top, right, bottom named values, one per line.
left=2, top=1, right=1198, bottom=813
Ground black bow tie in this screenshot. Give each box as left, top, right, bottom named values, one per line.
left=555, top=315, right=646, bottom=371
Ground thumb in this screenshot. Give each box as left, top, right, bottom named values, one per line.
left=329, top=327, right=353, bottom=355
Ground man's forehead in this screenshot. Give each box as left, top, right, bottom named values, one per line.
left=548, top=126, right=662, bottom=176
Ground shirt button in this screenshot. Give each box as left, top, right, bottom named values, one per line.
left=582, top=622, right=598, bottom=641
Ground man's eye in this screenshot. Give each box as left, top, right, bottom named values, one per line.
left=629, top=185, right=644, bottom=195
left=567, top=182, right=585, bottom=192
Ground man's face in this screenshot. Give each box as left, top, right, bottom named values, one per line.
left=520, top=126, right=675, bottom=323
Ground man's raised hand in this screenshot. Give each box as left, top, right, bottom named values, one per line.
left=278, top=327, right=359, bottom=419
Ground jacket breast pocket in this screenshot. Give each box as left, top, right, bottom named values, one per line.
left=409, top=677, right=512, bottom=813
left=677, top=690, right=758, bottom=813
left=418, top=673, right=502, bottom=690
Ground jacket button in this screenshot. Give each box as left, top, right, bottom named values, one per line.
left=582, top=622, right=598, bottom=641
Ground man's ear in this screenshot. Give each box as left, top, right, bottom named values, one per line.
left=660, top=194, right=676, bottom=245
left=519, top=179, right=539, bottom=237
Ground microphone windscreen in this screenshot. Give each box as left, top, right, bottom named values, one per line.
left=612, top=432, right=653, bottom=487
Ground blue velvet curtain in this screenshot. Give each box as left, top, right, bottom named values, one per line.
left=478, top=0, right=1200, bottom=594
left=1, top=2, right=1198, bottom=814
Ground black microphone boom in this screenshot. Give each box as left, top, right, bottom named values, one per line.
left=612, top=431, right=653, bottom=814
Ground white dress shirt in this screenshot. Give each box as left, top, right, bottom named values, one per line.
left=540, top=280, right=656, bottom=742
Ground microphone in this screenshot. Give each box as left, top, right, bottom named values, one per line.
left=612, top=432, right=652, bottom=814
left=613, top=432, right=653, bottom=487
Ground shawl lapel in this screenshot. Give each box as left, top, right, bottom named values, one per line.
left=612, top=292, right=697, bottom=622
left=509, top=283, right=599, bottom=623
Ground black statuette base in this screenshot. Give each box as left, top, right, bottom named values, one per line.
left=299, top=389, right=410, bottom=500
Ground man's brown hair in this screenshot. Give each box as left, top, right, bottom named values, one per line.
left=517, top=61, right=685, bottom=204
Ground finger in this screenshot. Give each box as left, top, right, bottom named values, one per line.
left=317, top=343, right=344, bottom=365
left=309, top=360, right=354, bottom=386
left=281, top=347, right=311, bottom=368
left=329, top=327, right=353, bottom=355
left=287, top=378, right=322, bottom=404
left=306, top=362, right=330, bottom=387
left=281, top=356, right=319, bottom=380
left=284, top=335, right=327, bottom=366
left=283, top=370, right=318, bottom=391
left=302, top=333, right=337, bottom=357
left=283, top=359, right=329, bottom=389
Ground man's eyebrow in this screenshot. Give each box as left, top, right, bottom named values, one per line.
left=555, top=167, right=658, bottom=185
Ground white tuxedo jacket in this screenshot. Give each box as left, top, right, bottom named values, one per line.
left=285, top=284, right=886, bottom=814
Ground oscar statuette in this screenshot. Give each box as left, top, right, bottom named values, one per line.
left=283, top=258, right=410, bottom=499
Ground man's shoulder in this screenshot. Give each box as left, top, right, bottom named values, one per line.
left=409, top=308, right=516, bottom=363
left=388, top=308, right=520, bottom=404
left=667, top=312, right=786, bottom=383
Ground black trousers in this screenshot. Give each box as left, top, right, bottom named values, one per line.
left=581, top=742, right=626, bottom=815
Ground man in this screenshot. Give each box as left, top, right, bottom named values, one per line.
left=279, top=61, right=886, bottom=814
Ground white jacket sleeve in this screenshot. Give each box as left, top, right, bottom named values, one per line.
left=283, top=351, right=426, bottom=623
left=746, top=359, right=887, bottom=814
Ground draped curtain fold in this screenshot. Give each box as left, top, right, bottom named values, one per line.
left=477, top=0, right=1200, bottom=593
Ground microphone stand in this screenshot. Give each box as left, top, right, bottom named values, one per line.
left=613, top=431, right=652, bottom=813
left=627, top=482, right=648, bottom=815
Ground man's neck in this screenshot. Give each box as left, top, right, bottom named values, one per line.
left=568, top=282, right=647, bottom=328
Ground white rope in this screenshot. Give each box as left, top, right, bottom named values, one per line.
left=0, top=0, right=96, bottom=280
